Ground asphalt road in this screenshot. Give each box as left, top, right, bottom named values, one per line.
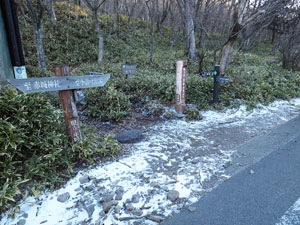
left=163, top=117, right=300, bottom=225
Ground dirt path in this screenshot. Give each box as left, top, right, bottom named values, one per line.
left=2, top=99, right=300, bottom=225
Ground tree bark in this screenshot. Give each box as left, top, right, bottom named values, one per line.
left=156, top=0, right=170, bottom=34
left=114, top=0, right=120, bottom=34
left=198, top=0, right=211, bottom=72
left=93, top=10, right=104, bottom=63
left=25, top=0, right=47, bottom=71
left=47, top=0, right=56, bottom=22
left=146, top=0, right=155, bottom=62
left=82, top=0, right=106, bottom=63
left=186, top=0, right=197, bottom=60
left=219, top=0, right=264, bottom=75
left=177, top=0, right=198, bottom=60
left=150, top=0, right=155, bottom=61
left=219, top=21, right=242, bottom=75
left=34, top=24, right=47, bottom=70
left=19, top=0, right=29, bottom=27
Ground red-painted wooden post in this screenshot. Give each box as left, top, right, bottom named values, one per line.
left=55, top=66, right=82, bottom=142
left=175, top=60, right=187, bottom=114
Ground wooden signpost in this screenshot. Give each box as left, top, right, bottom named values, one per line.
left=8, top=73, right=110, bottom=93
left=8, top=66, right=110, bottom=143
left=201, top=65, right=230, bottom=104
left=175, top=60, right=187, bottom=114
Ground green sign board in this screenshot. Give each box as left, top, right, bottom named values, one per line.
left=122, top=64, right=137, bottom=75
left=0, top=5, right=14, bottom=81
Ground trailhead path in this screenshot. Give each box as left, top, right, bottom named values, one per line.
left=2, top=99, right=300, bottom=225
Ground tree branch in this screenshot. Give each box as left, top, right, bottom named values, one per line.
left=241, top=9, right=265, bottom=26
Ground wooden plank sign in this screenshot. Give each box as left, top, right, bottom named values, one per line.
left=216, top=76, right=230, bottom=83
left=122, top=64, right=136, bottom=75
left=8, top=74, right=110, bottom=93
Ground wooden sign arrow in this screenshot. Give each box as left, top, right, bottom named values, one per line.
left=8, top=74, right=110, bottom=93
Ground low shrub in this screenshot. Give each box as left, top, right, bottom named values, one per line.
left=84, top=85, right=131, bottom=121
left=0, top=88, right=119, bottom=213
left=185, top=108, right=203, bottom=120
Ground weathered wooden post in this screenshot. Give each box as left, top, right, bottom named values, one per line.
left=55, top=66, right=82, bottom=143
left=175, top=60, right=187, bottom=114
left=8, top=69, right=110, bottom=142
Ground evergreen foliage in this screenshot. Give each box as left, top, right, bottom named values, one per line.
left=0, top=88, right=119, bottom=213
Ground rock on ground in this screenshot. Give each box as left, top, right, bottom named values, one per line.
left=188, top=206, right=197, bottom=212
left=57, top=192, right=70, bottom=203
left=102, top=201, right=118, bottom=213
left=79, top=175, right=90, bottom=184
left=167, top=190, right=179, bottom=202
left=17, top=219, right=26, bottom=225
left=114, top=130, right=143, bottom=143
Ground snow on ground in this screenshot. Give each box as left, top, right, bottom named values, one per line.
left=276, top=198, right=300, bottom=225
left=2, top=99, right=300, bottom=225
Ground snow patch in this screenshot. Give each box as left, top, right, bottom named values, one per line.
left=2, top=99, right=300, bottom=225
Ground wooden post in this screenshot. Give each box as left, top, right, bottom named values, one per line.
left=55, top=66, right=82, bottom=142
left=175, top=60, right=187, bottom=114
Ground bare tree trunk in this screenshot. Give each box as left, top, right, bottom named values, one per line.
left=34, top=24, right=47, bottom=70
left=177, top=0, right=198, bottom=60
left=219, top=0, right=264, bottom=74
left=177, top=1, right=188, bottom=55
left=186, top=0, right=197, bottom=60
left=66, top=0, right=71, bottom=48
left=126, top=0, right=138, bottom=27
left=198, top=0, right=211, bottom=72
left=75, top=0, right=81, bottom=6
left=219, top=21, right=241, bottom=75
left=150, top=0, right=155, bottom=62
left=156, top=0, right=170, bottom=34
left=47, top=0, right=56, bottom=22
left=82, top=0, right=106, bottom=63
left=114, top=0, right=120, bottom=34
left=19, top=0, right=29, bottom=27
left=146, top=0, right=155, bottom=62
left=169, top=7, right=180, bottom=48
left=131, top=0, right=144, bottom=33
left=93, top=10, right=104, bottom=63
left=24, top=0, right=47, bottom=71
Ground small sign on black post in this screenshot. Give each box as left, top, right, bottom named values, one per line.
left=122, top=62, right=136, bottom=79
left=201, top=65, right=230, bottom=104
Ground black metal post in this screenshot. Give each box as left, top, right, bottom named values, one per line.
left=0, top=0, right=25, bottom=66
left=125, top=61, right=129, bottom=79
left=213, top=65, right=220, bottom=104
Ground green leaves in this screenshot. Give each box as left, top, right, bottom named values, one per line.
left=0, top=88, right=120, bottom=213
left=85, top=85, right=131, bottom=121
left=0, top=88, right=67, bottom=212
